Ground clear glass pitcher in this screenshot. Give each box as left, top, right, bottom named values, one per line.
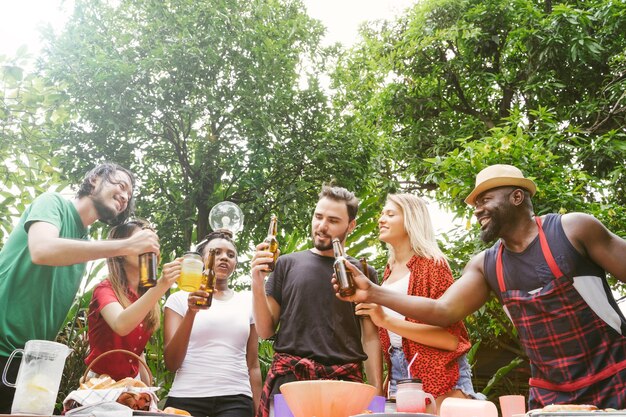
left=2, top=340, right=72, bottom=415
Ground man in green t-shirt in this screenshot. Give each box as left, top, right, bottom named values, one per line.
left=0, top=162, right=160, bottom=412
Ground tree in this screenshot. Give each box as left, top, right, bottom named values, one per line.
left=330, top=0, right=626, bottom=396
left=331, top=0, right=626, bottom=291
left=42, top=0, right=377, bottom=260
left=0, top=50, right=69, bottom=244
left=331, top=0, right=626, bottom=203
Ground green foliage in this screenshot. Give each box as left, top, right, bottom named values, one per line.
left=144, top=299, right=175, bottom=398
left=55, top=319, right=89, bottom=413
left=258, top=339, right=275, bottom=381
left=42, top=0, right=380, bottom=264
left=330, top=0, right=626, bottom=394
left=331, top=0, right=626, bottom=201
left=3, top=0, right=626, bottom=404
left=0, top=52, right=70, bottom=244
left=482, top=356, right=525, bottom=396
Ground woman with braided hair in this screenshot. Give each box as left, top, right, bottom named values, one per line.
left=164, top=229, right=261, bottom=417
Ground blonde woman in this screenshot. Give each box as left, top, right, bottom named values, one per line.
left=85, top=219, right=180, bottom=384
left=356, top=194, right=483, bottom=413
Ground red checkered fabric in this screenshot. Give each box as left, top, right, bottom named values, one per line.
left=497, top=217, right=626, bottom=409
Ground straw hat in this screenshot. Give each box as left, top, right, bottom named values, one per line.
left=465, top=164, right=536, bottom=206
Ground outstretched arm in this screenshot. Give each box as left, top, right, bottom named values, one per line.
left=336, top=255, right=491, bottom=327
left=356, top=303, right=458, bottom=351
left=100, top=260, right=181, bottom=336
left=28, top=221, right=160, bottom=266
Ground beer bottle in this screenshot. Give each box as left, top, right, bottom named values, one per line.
left=356, top=257, right=370, bottom=318
left=196, top=248, right=216, bottom=307
left=264, top=214, right=279, bottom=272
left=332, top=238, right=355, bottom=297
left=139, top=223, right=158, bottom=289
left=139, top=252, right=158, bottom=288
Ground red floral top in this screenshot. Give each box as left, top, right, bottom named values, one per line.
left=379, top=255, right=471, bottom=397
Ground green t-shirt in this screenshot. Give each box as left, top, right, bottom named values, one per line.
left=0, top=192, right=87, bottom=356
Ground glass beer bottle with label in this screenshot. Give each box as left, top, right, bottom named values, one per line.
left=264, top=214, right=279, bottom=272
left=332, top=238, right=355, bottom=297
left=196, top=248, right=216, bottom=307
left=139, top=223, right=158, bottom=288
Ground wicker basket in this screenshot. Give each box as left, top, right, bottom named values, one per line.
left=63, top=349, right=157, bottom=412
left=81, top=348, right=152, bottom=385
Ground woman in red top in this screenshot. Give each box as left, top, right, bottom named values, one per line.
left=356, top=194, right=483, bottom=413
left=85, top=219, right=180, bottom=383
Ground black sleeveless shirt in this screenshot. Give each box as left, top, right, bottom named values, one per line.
left=483, top=214, right=626, bottom=334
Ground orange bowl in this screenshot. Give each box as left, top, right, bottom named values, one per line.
left=279, top=380, right=376, bottom=417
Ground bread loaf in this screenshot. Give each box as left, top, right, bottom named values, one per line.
left=164, top=406, right=192, bottom=415
left=79, top=375, right=147, bottom=390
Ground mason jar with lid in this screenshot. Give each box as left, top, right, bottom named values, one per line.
left=177, top=251, right=204, bottom=291
left=395, top=378, right=436, bottom=414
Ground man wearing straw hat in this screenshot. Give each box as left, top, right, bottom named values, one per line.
left=336, top=164, right=626, bottom=410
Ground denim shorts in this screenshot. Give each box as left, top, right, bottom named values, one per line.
left=388, top=346, right=485, bottom=400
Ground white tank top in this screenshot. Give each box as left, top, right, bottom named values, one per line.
left=381, top=273, right=410, bottom=348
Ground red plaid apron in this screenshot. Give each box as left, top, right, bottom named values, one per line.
left=255, top=352, right=363, bottom=417
left=497, top=216, right=626, bottom=409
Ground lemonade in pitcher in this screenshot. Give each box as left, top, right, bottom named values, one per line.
left=12, top=374, right=58, bottom=414
left=2, top=340, right=72, bottom=415
left=178, top=251, right=204, bottom=291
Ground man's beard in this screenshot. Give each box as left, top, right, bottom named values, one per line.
left=312, top=228, right=348, bottom=251
left=479, top=222, right=499, bottom=243
left=479, top=205, right=512, bottom=243
left=91, top=185, right=118, bottom=224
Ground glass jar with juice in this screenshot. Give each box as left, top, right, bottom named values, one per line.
left=178, top=251, right=204, bottom=291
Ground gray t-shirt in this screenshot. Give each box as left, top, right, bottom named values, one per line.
left=266, top=249, right=378, bottom=365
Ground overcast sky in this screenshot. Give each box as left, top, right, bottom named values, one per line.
left=0, top=0, right=415, bottom=57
